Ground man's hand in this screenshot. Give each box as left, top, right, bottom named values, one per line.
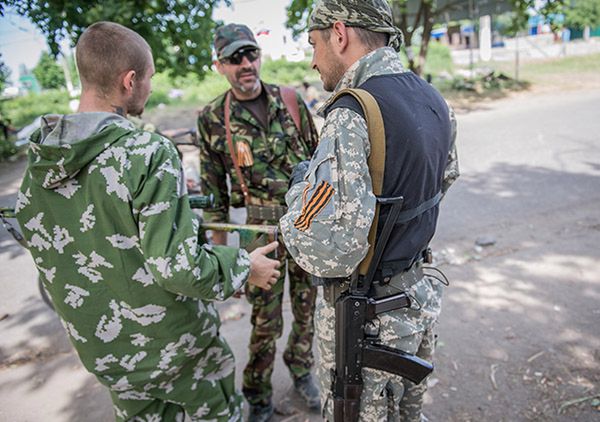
left=248, top=241, right=281, bottom=290
left=289, top=160, right=310, bottom=188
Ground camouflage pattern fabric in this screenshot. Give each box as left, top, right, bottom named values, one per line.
left=198, top=82, right=319, bottom=222
left=214, top=23, right=259, bottom=60
left=308, top=0, right=404, bottom=51
left=443, top=106, right=460, bottom=195
left=16, top=113, right=247, bottom=421
left=280, top=47, right=458, bottom=419
left=242, top=235, right=316, bottom=405
left=315, top=276, right=443, bottom=421
left=281, top=47, right=458, bottom=278
left=198, top=83, right=319, bottom=405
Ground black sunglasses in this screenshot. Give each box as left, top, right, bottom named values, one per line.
left=221, top=48, right=261, bottom=65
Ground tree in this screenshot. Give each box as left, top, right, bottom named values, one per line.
left=564, top=0, right=600, bottom=30
left=33, top=52, right=66, bottom=90
left=0, top=55, right=10, bottom=93
left=1, top=0, right=228, bottom=79
left=286, top=0, right=565, bottom=75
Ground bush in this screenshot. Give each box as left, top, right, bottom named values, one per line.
left=144, top=59, right=316, bottom=110
left=0, top=138, right=17, bottom=161
left=262, top=59, right=313, bottom=85
left=5, top=90, right=71, bottom=128
left=423, top=42, right=454, bottom=76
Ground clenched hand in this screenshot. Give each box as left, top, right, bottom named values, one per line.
left=248, top=241, right=281, bottom=290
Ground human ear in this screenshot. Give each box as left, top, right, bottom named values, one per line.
left=331, top=21, right=348, bottom=52
left=122, top=70, right=136, bottom=93
left=214, top=60, right=225, bottom=75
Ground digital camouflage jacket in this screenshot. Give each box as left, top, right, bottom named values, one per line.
left=280, top=48, right=459, bottom=277
left=15, top=112, right=250, bottom=401
left=197, top=83, right=319, bottom=223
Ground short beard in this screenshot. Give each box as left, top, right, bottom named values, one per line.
left=322, top=59, right=346, bottom=92
left=236, top=78, right=260, bottom=94
left=126, top=94, right=145, bottom=117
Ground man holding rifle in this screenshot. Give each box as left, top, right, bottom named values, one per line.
left=15, top=21, right=280, bottom=421
left=280, top=1, right=459, bottom=420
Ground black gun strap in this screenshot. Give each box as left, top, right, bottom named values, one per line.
left=393, top=191, right=442, bottom=225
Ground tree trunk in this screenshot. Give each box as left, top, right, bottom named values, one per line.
left=416, top=2, right=435, bottom=76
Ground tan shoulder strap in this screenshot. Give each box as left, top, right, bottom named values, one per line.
left=280, top=86, right=302, bottom=134
left=224, top=90, right=250, bottom=205
left=329, top=88, right=386, bottom=276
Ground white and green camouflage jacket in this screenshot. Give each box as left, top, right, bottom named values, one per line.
left=15, top=112, right=250, bottom=397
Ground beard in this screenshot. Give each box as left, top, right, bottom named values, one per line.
left=233, top=67, right=260, bottom=93
left=126, top=89, right=147, bottom=116
left=321, top=58, right=346, bottom=92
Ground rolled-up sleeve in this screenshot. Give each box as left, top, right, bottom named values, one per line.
left=280, top=108, right=375, bottom=278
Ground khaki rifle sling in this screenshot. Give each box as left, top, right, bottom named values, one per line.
left=329, top=88, right=386, bottom=277
left=224, top=90, right=250, bottom=205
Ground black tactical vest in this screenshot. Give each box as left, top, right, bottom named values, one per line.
left=326, top=72, right=452, bottom=281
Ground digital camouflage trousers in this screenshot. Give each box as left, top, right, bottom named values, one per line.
left=316, top=275, right=443, bottom=421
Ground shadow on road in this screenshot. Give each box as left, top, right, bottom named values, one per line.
left=1, top=158, right=598, bottom=421
left=429, top=162, right=600, bottom=421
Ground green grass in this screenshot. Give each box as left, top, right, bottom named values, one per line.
left=467, top=53, right=600, bottom=82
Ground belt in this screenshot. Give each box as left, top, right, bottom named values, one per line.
left=246, top=204, right=287, bottom=221
left=371, top=261, right=424, bottom=299
left=322, top=261, right=424, bottom=306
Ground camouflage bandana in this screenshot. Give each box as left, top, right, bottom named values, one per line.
left=214, top=23, right=259, bottom=60
left=307, top=0, right=404, bottom=51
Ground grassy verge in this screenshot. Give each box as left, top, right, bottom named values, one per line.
left=437, top=52, right=600, bottom=109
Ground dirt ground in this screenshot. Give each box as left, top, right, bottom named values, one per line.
left=1, top=73, right=599, bottom=422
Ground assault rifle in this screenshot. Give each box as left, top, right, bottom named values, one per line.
left=332, top=196, right=433, bottom=422
left=2, top=194, right=279, bottom=253
left=191, top=194, right=279, bottom=253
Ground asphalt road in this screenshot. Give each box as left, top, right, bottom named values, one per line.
left=0, top=87, right=599, bottom=421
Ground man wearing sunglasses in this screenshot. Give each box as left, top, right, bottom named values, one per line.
left=197, top=23, right=321, bottom=421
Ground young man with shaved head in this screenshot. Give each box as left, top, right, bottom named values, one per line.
left=16, top=21, right=280, bottom=421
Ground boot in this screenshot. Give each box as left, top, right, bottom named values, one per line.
left=294, top=373, right=321, bottom=410
left=247, top=401, right=274, bottom=422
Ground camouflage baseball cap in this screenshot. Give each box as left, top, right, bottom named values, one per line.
left=307, top=0, right=404, bottom=51
left=214, top=23, right=259, bottom=60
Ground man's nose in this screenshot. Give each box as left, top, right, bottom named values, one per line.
left=240, top=55, right=252, bottom=66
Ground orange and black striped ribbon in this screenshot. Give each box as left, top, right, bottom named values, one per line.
left=294, top=180, right=335, bottom=231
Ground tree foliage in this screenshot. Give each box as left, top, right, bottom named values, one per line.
left=286, top=0, right=565, bottom=75
left=1, top=0, right=229, bottom=79
left=564, top=0, right=600, bottom=30
left=33, top=51, right=66, bottom=90
left=0, top=55, right=10, bottom=93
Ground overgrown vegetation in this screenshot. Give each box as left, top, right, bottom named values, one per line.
left=0, top=138, right=17, bottom=161
left=4, top=90, right=71, bottom=128
left=146, top=58, right=315, bottom=109
left=32, top=52, right=66, bottom=90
